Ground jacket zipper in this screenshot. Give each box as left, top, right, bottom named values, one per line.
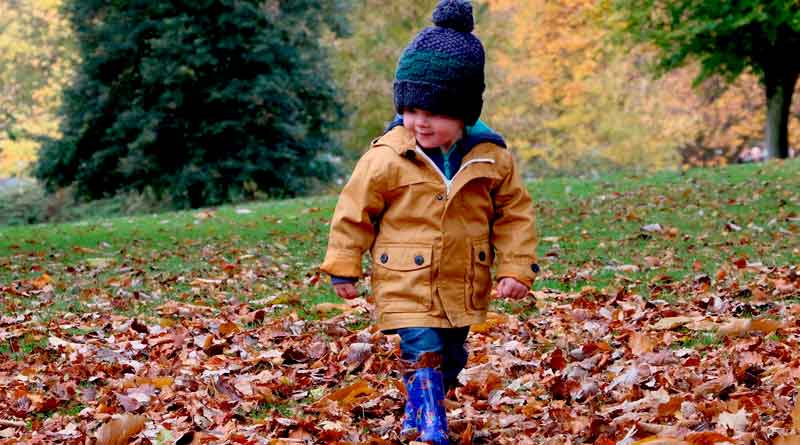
left=414, top=147, right=495, bottom=198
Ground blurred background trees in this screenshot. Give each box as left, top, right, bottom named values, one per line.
left=33, top=0, right=349, bottom=208
left=0, top=0, right=75, bottom=175
left=612, top=0, right=800, bottom=160
left=1, top=0, right=798, bottom=208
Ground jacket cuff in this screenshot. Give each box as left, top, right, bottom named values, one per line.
left=319, top=249, right=363, bottom=278
left=496, top=261, right=540, bottom=288
left=330, top=275, right=358, bottom=285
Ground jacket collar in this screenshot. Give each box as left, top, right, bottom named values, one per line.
left=381, top=115, right=507, bottom=156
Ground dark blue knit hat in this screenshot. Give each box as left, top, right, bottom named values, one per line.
left=394, top=0, right=485, bottom=125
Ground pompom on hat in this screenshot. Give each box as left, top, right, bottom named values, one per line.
left=393, top=0, right=485, bottom=125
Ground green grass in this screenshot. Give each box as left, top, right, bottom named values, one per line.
left=672, top=331, right=722, bottom=350
left=1, top=159, right=798, bottom=323
left=0, top=333, right=49, bottom=361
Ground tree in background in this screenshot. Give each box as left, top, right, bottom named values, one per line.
left=612, top=0, right=800, bottom=160
left=0, top=0, right=75, bottom=176
left=330, top=0, right=438, bottom=157
left=484, top=0, right=694, bottom=171
left=36, top=0, right=349, bottom=208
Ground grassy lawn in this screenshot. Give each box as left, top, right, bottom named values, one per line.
left=0, top=159, right=798, bottom=443
left=4, top=159, right=796, bottom=321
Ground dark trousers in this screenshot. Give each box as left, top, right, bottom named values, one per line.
left=386, top=326, right=470, bottom=389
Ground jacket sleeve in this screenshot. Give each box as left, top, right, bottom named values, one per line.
left=319, top=149, right=387, bottom=279
left=491, top=152, right=539, bottom=287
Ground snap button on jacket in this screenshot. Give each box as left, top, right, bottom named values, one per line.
left=320, top=126, right=538, bottom=330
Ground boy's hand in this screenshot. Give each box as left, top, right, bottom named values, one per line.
left=497, top=277, right=529, bottom=299
left=333, top=283, right=359, bottom=300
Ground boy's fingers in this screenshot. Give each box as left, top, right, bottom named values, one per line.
left=341, top=284, right=357, bottom=299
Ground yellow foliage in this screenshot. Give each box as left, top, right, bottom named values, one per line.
left=0, top=0, right=75, bottom=177
left=481, top=0, right=800, bottom=171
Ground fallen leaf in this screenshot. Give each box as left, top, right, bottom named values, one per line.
left=95, top=414, right=146, bottom=445
left=774, top=436, right=800, bottom=445
left=750, top=318, right=782, bottom=333
left=616, top=264, right=640, bottom=273
left=460, top=422, right=474, bottom=445
left=312, top=302, right=351, bottom=314
left=322, top=379, right=374, bottom=410
left=719, top=318, right=782, bottom=337
left=793, top=397, right=800, bottom=433
left=470, top=312, right=507, bottom=333
left=87, top=257, right=114, bottom=268
left=630, top=437, right=688, bottom=445
left=653, top=316, right=698, bottom=330
left=31, top=274, right=52, bottom=289
left=642, top=223, right=664, bottom=233
left=629, top=332, right=656, bottom=356
left=685, top=432, right=736, bottom=444
left=718, top=408, right=748, bottom=432
left=718, top=318, right=752, bottom=337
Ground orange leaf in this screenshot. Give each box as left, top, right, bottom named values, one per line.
left=460, top=422, right=474, bottom=445
left=218, top=321, right=240, bottom=336
left=95, top=414, right=146, bottom=445
left=774, top=435, right=800, bottom=445
left=470, top=312, right=507, bottom=333
left=630, top=437, right=688, bottom=444
left=657, top=397, right=683, bottom=418
left=750, top=318, right=782, bottom=333
left=324, top=379, right=374, bottom=409
left=718, top=318, right=752, bottom=337
left=792, top=397, right=800, bottom=433
left=685, top=432, right=736, bottom=445
left=31, top=273, right=52, bottom=289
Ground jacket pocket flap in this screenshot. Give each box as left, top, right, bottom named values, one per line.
left=473, top=240, right=493, bottom=267
left=374, top=244, right=433, bottom=272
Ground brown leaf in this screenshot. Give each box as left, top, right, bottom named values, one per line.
left=774, top=436, right=800, bottom=445
left=460, top=422, right=474, bottom=445
left=792, top=397, right=800, bottom=433
left=719, top=317, right=782, bottom=337
left=718, top=318, right=752, bottom=337
left=95, top=414, right=146, bottom=445
left=653, top=316, right=698, bottom=330
left=288, top=428, right=313, bottom=440
left=629, top=332, right=656, bottom=356
left=548, top=348, right=567, bottom=371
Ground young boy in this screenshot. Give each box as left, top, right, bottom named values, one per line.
left=320, top=0, right=538, bottom=442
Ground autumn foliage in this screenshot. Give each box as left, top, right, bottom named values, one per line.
left=333, top=0, right=800, bottom=173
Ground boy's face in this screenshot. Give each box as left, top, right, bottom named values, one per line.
left=403, top=108, right=465, bottom=150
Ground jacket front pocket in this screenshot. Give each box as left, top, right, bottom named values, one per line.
left=372, top=243, right=433, bottom=313
left=469, top=239, right=493, bottom=310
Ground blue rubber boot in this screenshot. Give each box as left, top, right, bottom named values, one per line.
left=400, top=372, right=422, bottom=439
left=407, top=368, right=449, bottom=444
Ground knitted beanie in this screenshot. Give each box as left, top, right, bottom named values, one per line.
left=393, top=0, right=485, bottom=125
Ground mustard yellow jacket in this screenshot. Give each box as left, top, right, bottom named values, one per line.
left=320, top=126, right=538, bottom=330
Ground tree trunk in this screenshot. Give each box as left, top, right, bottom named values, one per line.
left=764, top=68, right=798, bottom=159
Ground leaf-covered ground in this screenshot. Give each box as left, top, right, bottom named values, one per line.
left=0, top=160, right=798, bottom=444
